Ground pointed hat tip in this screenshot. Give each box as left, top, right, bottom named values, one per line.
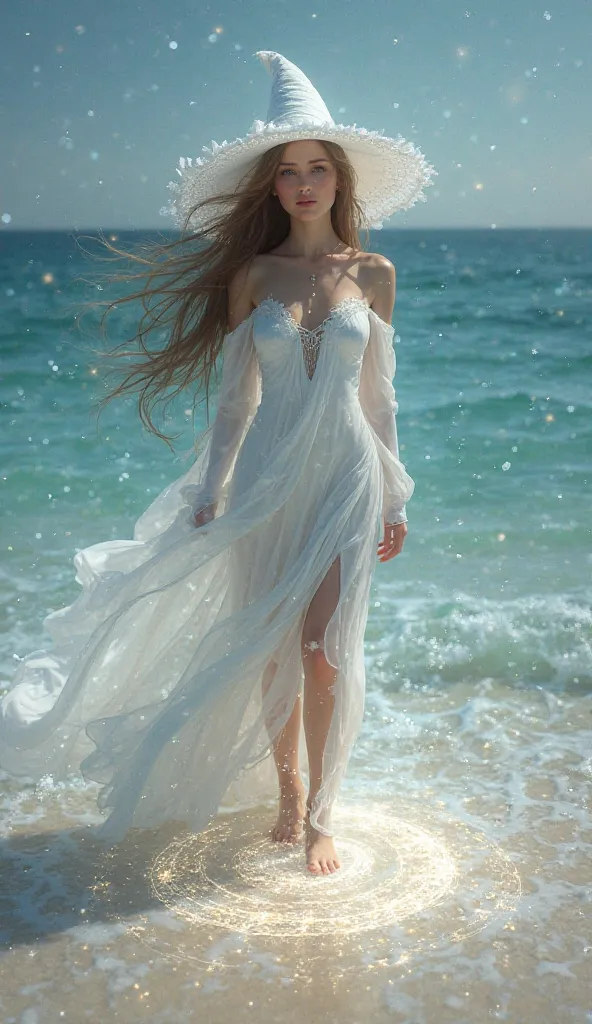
left=253, top=50, right=282, bottom=71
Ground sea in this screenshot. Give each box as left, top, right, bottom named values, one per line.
left=0, top=228, right=590, bottom=1023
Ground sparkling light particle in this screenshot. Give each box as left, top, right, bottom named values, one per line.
left=91, top=800, right=522, bottom=968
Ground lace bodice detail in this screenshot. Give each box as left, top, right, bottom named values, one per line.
left=189, top=295, right=415, bottom=526
left=259, top=295, right=371, bottom=381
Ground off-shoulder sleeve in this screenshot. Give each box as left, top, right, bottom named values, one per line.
left=185, top=315, right=262, bottom=516
left=358, top=309, right=415, bottom=525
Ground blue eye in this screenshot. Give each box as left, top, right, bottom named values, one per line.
left=279, top=166, right=327, bottom=176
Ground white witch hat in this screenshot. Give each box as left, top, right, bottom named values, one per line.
left=163, top=50, right=437, bottom=233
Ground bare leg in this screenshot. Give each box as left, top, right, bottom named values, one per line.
left=301, top=557, right=342, bottom=875
left=263, top=660, right=306, bottom=844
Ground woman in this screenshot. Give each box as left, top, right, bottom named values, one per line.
left=0, top=52, right=436, bottom=876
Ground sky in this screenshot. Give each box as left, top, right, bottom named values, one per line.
left=1, top=0, right=590, bottom=230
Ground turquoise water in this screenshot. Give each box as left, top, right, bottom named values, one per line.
left=2, top=228, right=590, bottom=687
left=1, top=229, right=591, bottom=1021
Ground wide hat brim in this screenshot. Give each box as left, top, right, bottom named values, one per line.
left=162, top=57, right=437, bottom=233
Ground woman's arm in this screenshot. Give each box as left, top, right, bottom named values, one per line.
left=189, top=266, right=262, bottom=522
left=194, top=321, right=261, bottom=513
left=359, top=257, right=414, bottom=526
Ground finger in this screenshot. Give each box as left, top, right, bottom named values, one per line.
left=383, top=540, right=399, bottom=558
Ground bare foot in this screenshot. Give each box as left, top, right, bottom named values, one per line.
left=304, top=809, right=341, bottom=875
left=269, top=782, right=307, bottom=844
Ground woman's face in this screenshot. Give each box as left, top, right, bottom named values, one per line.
left=272, top=139, right=339, bottom=219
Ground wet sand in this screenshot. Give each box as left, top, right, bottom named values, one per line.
left=1, top=679, right=591, bottom=1023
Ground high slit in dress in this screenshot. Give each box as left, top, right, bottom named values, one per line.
left=0, top=294, right=415, bottom=842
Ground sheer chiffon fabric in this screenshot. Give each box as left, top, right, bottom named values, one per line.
left=0, top=295, right=415, bottom=842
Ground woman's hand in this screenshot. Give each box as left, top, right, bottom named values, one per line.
left=193, top=501, right=218, bottom=528
left=377, top=520, right=408, bottom=562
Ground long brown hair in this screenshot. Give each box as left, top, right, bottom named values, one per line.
left=88, top=139, right=370, bottom=445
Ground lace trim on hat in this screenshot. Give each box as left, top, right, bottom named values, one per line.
left=161, top=119, right=438, bottom=233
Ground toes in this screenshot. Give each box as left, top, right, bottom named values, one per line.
left=271, top=823, right=303, bottom=845
left=306, top=857, right=329, bottom=875
left=306, top=854, right=341, bottom=873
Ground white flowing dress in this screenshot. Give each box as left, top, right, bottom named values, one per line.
left=0, top=294, right=415, bottom=842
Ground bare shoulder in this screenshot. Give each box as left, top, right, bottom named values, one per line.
left=367, top=252, right=396, bottom=281
left=247, top=253, right=276, bottom=302
left=226, top=260, right=257, bottom=333
left=366, top=252, right=396, bottom=321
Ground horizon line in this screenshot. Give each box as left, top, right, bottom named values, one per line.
left=1, top=225, right=591, bottom=233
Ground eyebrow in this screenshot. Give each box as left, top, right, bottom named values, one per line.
left=278, top=158, right=331, bottom=166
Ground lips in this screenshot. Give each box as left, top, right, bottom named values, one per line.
left=296, top=200, right=316, bottom=206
